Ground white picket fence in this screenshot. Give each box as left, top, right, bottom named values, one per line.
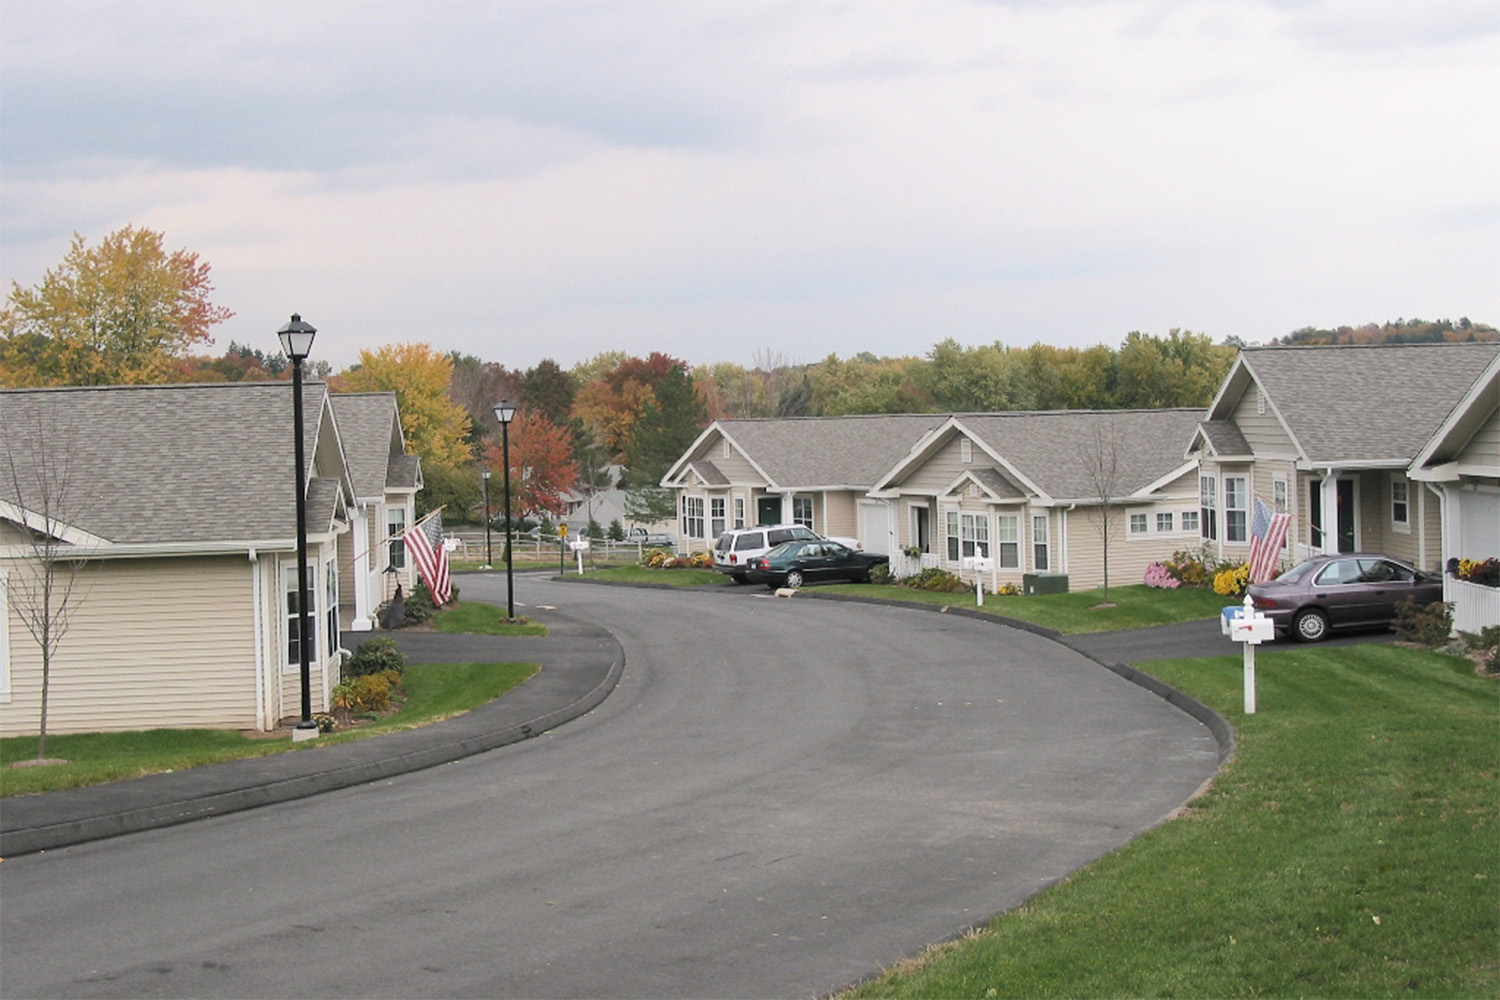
left=1448, top=577, right=1500, bottom=635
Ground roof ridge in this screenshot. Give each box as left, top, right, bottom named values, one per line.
left=1, top=380, right=320, bottom=395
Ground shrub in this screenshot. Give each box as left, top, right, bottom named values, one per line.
left=994, top=581, right=1021, bottom=596
left=1213, top=563, right=1250, bottom=597
left=312, top=712, right=337, bottom=734
left=1144, top=562, right=1181, bottom=589
left=1161, top=549, right=1212, bottom=587
left=869, top=562, right=893, bottom=585
left=345, top=636, right=405, bottom=678
left=404, top=577, right=459, bottom=624
left=904, top=567, right=967, bottom=593
left=607, top=519, right=625, bottom=542
left=643, top=548, right=672, bottom=568
left=1392, top=599, right=1454, bottom=646
left=688, top=551, right=713, bottom=569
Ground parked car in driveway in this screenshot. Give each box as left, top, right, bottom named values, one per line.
left=713, top=524, right=822, bottom=581
left=744, top=539, right=889, bottom=589
left=1247, top=553, right=1444, bottom=641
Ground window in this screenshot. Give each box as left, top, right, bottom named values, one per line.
left=722, top=439, right=731, bottom=459
left=1032, top=514, right=1050, bottom=571
left=1391, top=479, right=1410, bottom=529
left=325, top=560, right=340, bottom=658
left=946, top=510, right=960, bottom=562
left=963, top=513, right=991, bottom=561
left=959, top=438, right=973, bottom=464
left=1129, top=513, right=1148, bottom=535
left=1181, top=509, right=1199, bottom=533
left=995, top=514, right=1018, bottom=568
left=682, top=496, right=705, bottom=539
left=792, top=496, right=813, bottom=529
left=1199, top=476, right=1217, bottom=541
left=386, top=507, right=407, bottom=569
left=1156, top=512, right=1174, bottom=533
left=1274, top=478, right=1288, bottom=513
left=733, top=497, right=745, bottom=530
left=710, top=497, right=726, bottom=538
left=1225, top=476, right=1248, bottom=543
left=284, top=563, right=317, bottom=671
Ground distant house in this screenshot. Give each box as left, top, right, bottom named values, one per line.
left=1407, top=351, right=1500, bottom=632
left=327, top=393, right=421, bottom=630
left=868, top=409, right=1205, bottom=591
left=660, top=415, right=946, bottom=552
left=1188, top=343, right=1500, bottom=573
left=1, top=381, right=417, bottom=735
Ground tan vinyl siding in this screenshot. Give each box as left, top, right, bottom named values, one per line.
left=697, top=435, right=764, bottom=484
left=899, top=435, right=974, bottom=494
left=1064, top=506, right=1182, bottom=591
left=0, top=555, right=259, bottom=735
left=1459, top=405, right=1500, bottom=466
left=821, top=491, right=859, bottom=541
left=1, top=521, right=32, bottom=545
left=1230, top=383, right=1298, bottom=454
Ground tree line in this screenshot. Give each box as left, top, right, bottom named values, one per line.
left=5, top=225, right=1493, bottom=527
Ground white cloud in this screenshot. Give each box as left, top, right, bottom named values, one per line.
left=2, top=0, right=1496, bottom=372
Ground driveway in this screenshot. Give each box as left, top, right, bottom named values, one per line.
left=0, top=577, right=1221, bottom=999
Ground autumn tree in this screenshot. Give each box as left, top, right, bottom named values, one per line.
left=1114, top=330, right=1234, bottom=409
left=624, top=359, right=710, bottom=485
left=483, top=413, right=579, bottom=519
left=521, top=359, right=577, bottom=426
left=1, top=225, right=234, bottom=387
left=448, top=354, right=522, bottom=455
left=337, top=343, right=473, bottom=471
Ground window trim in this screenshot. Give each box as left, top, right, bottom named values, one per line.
left=386, top=506, right=407, bottom=570
left=1391, top=478, right=1410, bottom=532
left=283, top=561, right=318, bottom=674
left=994, top=513, right=1017, bottom=568
left=959, top=437, right=973, bottom=464
left=1224, top=475, right=1248, bottom=544
left=710, top=497, right=727, bottom=538
left=682, top=496, right=705, bottom=540
left=733, top=496, right=745, bottom=530
left=1129, top=512, right=1149, bottom=535
left=791, top=496, right=814, bottom=530
left=1200, top=475, right=1218, bottom=542
left=1156, top=511, right=1174, bottom=533
left=325, top=558, right=340, bottom=659
left=1181, top=509, right=1200, bottom=534
left=1031, top=513, right=1050, bottom=572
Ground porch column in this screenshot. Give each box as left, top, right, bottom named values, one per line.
left=350, top=505, right=374, bottom=631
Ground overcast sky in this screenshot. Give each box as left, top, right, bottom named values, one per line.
left=2, top=1, right=1496, bottom=374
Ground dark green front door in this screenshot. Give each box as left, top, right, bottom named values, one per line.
left=757, top=497, right=781, bottom=525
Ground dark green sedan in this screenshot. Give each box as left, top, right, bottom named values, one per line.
left=743, top=540, right=888, bottom=589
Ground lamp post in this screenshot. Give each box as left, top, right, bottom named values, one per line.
left=482, top=469, right=493, bottom=569
left=493, top=400, right=517, bottom=619
left=277, top=313, right=319, bottom=740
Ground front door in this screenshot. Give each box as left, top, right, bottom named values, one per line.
left=1336, top=479, right=1357, bottom=553
left=756, top=496, right=781, bottom=525
left=914, top=506, right=930, bottom=553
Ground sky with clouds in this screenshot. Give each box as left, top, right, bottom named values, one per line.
left=2, top=1, right=1496, bottom=374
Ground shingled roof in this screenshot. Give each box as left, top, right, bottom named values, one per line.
left=328, top=392, right=419, bottom=499
left=0, top=381, right=348, bottom=548
left=712, top=414, right=948, bottom=488
left=1228, top=343, right=1500, bottom=465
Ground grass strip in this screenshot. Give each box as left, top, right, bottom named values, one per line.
left=434, top=601, right=548, bottom=635
left=849, top=645, right=1499, bottom=999
left=0, top=661, right=538, bottom=797
left=561, top=564, right=730, bottom=588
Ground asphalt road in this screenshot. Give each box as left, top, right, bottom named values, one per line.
left=0, top=577, right=1220, bottom=999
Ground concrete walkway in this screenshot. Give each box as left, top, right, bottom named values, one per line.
left=0, top=607, right=623, bottom=857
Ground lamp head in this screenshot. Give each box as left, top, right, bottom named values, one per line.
left=277, top=313, right=317, bottom=361
left=493, top=399, right=517, bottom=425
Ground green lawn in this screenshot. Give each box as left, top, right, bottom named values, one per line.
left=849, top=644, right=1499, bottom=999
left=0, top=660, right=539, bottom=797
left=434, top=600, right=548, bottom=635
left=813, top=582, right=1229, bottom=634
left=562, top=564, right=730, bottom=588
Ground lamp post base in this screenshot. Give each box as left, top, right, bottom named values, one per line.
left=293, top=724, right=321, bottom=742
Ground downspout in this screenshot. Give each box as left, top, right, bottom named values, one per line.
left=249, top=548, right=267, bottom=732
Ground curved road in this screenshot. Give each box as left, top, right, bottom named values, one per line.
left=1, top=577, right=1219, bottom=999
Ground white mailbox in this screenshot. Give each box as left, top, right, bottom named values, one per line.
left=961, top=556, right=994, bottom=573
left=568, top=539, right=591, bottom=552
left=1224, top=595, right=1272, bottom=713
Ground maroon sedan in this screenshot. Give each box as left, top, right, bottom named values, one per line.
left=1247, top=553, right=1444, bottom=642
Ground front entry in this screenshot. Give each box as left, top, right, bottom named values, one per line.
left=1335, top=479, right=1357, bottom=553
left=756, top=496, right=782, bottom=526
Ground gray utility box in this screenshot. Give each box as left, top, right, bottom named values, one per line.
left=1022, top=572, right=1069, bottom=595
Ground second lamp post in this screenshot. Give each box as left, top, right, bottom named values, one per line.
left=493, top=400, right=517, bottom=619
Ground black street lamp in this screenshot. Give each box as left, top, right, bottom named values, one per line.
left=493, top=399, right=517, bottom=619
left=277, top=313, right=318, bottom=739
left=482, top=469, right=493, bottom=569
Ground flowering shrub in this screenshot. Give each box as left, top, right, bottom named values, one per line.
left=1144, top=562, right=1181, bottom=589
left=903, top=567, right=967, bottom=592
left=642, top=548, right=714, bottom=570
left=1160, top=549, right=1212, bottom=587
left=994, top=581, right=1021, bottom=596
left=312, top=712, right=337, bottom=734
left=688, top=551, right=713, bottom=569
left=330, top=669, right=403, bottom=721
left=1213, top=563, right=1250, bottom=596
left=643, top=548, right=672, bottom=568
left=1449, top=557, right=1500, bottom=588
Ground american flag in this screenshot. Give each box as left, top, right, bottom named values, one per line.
left=404, top=511, right=453, bottom=606
left=1247, top=495, right=1291, bottom=584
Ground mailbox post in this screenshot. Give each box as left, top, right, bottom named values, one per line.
left=960, top=555, right=995, bottom=606
left=1222, top=593, right=1275, bottom=713
left=569, top=538, right=590, bottom=575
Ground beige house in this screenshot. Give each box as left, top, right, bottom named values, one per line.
left=1407, top=350, right=1500, bottom=633
left=1187, top=342, right=1500, bottom=575
left=1, top=381, right=418, bottom=736
left=661, top=414, right=945, bottom=553
left=868, top=409, right=1205, bottom=592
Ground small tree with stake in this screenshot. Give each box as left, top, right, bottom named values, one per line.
left=1078, top=417, right=1125, bottom=605
left=1, top=413, right=94, bottom=761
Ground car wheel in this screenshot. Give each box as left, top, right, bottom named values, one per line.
left=731, top=573, right=748, bottom=585
left=785, top=570, right=805, bottom=589
left=1293, top=608, right=1329, bottom=642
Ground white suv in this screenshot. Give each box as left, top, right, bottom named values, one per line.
left=713, top=524, right=821, bottom=582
